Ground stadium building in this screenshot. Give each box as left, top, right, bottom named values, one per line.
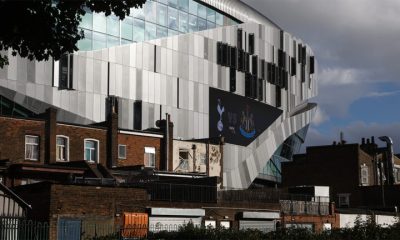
left=0, top=0, right=317, bottom=189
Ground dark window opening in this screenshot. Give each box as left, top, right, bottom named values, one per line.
left=261, top=59, right=265, bottom=80
left=301, top=65, right=305, bottom=83
left=258, top=78, right=264, bottom=101
left=280, top=30, right=284, bottom=49
left=238, top=49, right=245, bottom=72
left=133, top=101, right=142, bottom=130
left=217, top=42, right=223, bottom=65
left=59, top=54, right=73, bottom=90
left=310, top=56, right=315, bottom=74
left=298, top=44, right=302, bottom=64
left=249, top=33, right=255, bottom=55
left=302, top=46, right=307, bottom=65
left=229, top=67, right=236, bottom=92
left=245, top=53, right=250, bottom=73
left=291, top=57, right=297, bottom=76
left=252, top=55, right=258, bottom=76
left=222, top=43, right=228, bottom=66
left=276, top=87, right=281, bottom=108
left=245, top=73, right=251, bottom=97
left=252, top=75, right=257, bottom=99
left=230, top=47, right=237, bottom=69
left=267, top=63, right=273, bottom=83
left=237, top=29, right=243, bottom=50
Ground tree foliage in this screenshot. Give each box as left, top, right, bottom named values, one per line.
left=0, top=0, right=146, bottom=68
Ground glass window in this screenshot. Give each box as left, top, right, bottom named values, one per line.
left=207, top=8, right=215, bottom=23
left=216, top=12, right=223, bottom=26
left=197, top=4, right=206, bottom=19
left=121, top=17, right=133, bottom=40
left=107, top=35, right=120, bottom=47
left=157, top=25, right=168, bottom=38
left=118, top=144, right=126, bottom=159
left=168, top=7, right=179, bottom=30
left=144, top=0, right=157, bottom=23
left=207, top=21, right=215, bottom=29
left=93, top=32, right=107, bottom=50
left=25, top=135, right=39, bottom=161
left=107, top=14, right=120, bottom=37
left=133, top=19, right=145, bottom=42
left=121, top=39, right=133, bottom=45
left=168, top=0, right=178, bottom=8
left=220, top=221, right=231, bottom=229
left=205, top=220, right=216, bottom=229
left=157, top=0, right=168, bottom=4
left=56, top=136, right=69, bottom=161
left=168, top=29, right=179, bottom=36
left=179, top=11, right=188, bottom=33
left=157, top=3, right=168, bottom=26
left=78, top=29, right=93, bottom=51
left=144, top=147, right=156, bottom=167
left=130, top=6, right=144, bottom=19
left=198, top=18, right=207, bottom=31
left=178, top=0, right=188, bottom=12
left=189, top=0, right=197, bottom=15
left=84, top=139, right=99, bottom=163
left=145, top=22, right=157, bottom=40
left=188, top=15, right=198, bottom=32
left=93, top=13, right=107, bottom=33
left=178, top=149, right=190, bottom=171
left=80, top=11, right=93, bottom=30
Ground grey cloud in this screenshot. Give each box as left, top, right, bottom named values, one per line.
left=242, top=0, right=400, bottom=120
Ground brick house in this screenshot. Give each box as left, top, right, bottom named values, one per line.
left=282, top=138, right=400, bottom=209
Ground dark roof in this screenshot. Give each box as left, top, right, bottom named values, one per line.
left=0, top=183, right=31, bottom=209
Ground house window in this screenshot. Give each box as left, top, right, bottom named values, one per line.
left=25, top=135, right=39, bottom=161
left=178, top=149, right=190, bottom=171
left=338, top=193, right=350, bottom=208
left=56, top=136, right=69, bottom=161
left=204, top=220, right=216, bottom=229
left=118, top=144, right=127, bottom=159
left=84, top=139, right=99, bottom=163
left=360, top=164, right=369, bottom=186
left=220, top=221, right=231, bottom=229
left=144, top=147, right=156, bottom=168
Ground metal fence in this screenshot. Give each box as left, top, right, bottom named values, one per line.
left=0, top=218, right=49, bottom=240
left=280, top=200, right=330, bottom=215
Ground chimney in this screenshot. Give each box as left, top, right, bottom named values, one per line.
left=361, top=138, right=365, bottom=145
left=371, top=136, right=375, bottom=144
left=45, top=108, right=57, bottom=164
left=367, top=138, right=370, bottom=144
left=107, top=97, right=119, bottom=168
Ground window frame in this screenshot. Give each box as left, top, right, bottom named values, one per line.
left=56, top=135, right=70, bottom=162
left=118, top=144, right=127, bottom=160
left=25, top=135, right=40, bottom=161
left=84, top=138, right=100, bottom=163
left=144, top=147, right=156, bottom=168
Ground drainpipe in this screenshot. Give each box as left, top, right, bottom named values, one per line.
left=379, top=136, right=395, bottom=185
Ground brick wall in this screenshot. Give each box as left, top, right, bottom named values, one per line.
left=117, top=133, right=162, bottom=169
left=0, top=116, right=45, bottom=164
left=56, top=124, right=108, bottom=165
left=282, top=214, right=339, bottom=232
left=282, top=144, right=361, bottom=207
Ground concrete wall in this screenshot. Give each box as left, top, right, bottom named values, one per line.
left=172, top=140, right=221, bottom=177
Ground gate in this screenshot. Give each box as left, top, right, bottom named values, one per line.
left=57, top=218, right=81, bottom=240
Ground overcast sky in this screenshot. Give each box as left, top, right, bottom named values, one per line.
left=242, top=0, right=400, bottom=152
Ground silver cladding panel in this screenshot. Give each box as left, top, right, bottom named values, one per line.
left=0, top=12, right=317, bottom=190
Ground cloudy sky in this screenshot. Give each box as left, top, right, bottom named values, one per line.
left=242, top=0, right=400, bottom=152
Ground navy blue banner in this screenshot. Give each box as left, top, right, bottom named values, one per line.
left=209, top=87, right=283, bottom=146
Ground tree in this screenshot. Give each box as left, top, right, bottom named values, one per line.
left=0, top=0, right=146, bottom=68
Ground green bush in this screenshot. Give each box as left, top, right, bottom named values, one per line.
left=149, top=217, right=400, bottom=240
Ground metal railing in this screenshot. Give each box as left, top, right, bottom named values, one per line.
left=0, top=218, right=49, bottom=240
left=280, top=200, right=330, bottom=215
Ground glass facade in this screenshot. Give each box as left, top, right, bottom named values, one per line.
left=258, top=125, right=309, bottom=183
left=77, top=0, right=240, bottom=51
